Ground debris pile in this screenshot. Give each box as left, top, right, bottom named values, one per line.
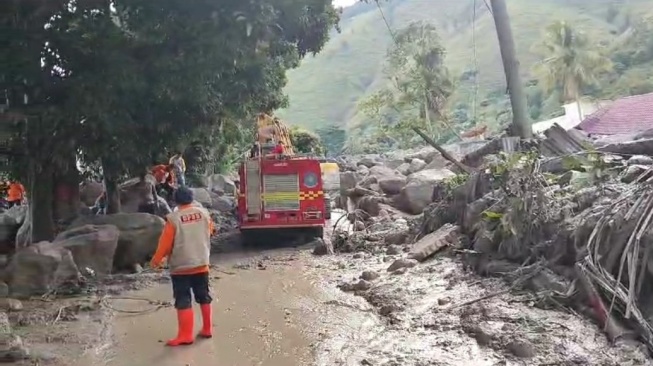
left=326, top=124, right=653, bottom=356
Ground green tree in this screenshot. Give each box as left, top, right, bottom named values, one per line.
left=0, top=0, right=339, bottom=242
left=290, top=127, right=324, bottom=155
left=316, top=125, right=346, bottom=156
left=532, top=21, right=612, bottom=121
left=358, top=21, right=458, bottom=149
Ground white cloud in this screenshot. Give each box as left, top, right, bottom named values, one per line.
left=333, top=0, right=357, bottom=7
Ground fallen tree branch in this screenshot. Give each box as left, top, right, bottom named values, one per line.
left=411, top=127, right=474, bottom=174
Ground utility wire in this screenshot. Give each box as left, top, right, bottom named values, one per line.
left=374, top=0, right=396, bottom=43
left=471, top=0, right=479, bottom=124
left=483, top=0, right=493, bottom=15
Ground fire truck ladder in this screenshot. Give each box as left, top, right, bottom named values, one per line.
left=245, top=160, right=261, bottom=215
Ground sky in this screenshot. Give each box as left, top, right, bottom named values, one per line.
left=333, top=0, right=357, bottom=7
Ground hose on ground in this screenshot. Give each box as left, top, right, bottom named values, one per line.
left=101, top=295, right=172, bottom=315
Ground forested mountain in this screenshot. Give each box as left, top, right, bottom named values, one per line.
left=277, top=0, right=653, bottom=152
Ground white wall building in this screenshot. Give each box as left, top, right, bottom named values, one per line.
left=531, top=100, right=611, bottom=134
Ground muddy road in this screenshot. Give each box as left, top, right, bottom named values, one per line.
left=20, top=219, right=649, bottom=366
left=64, top=244, right=650, bottom=366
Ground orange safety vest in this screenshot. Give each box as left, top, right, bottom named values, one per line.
left=151, top=164, right=168, bottom=183
left=7, top=182, right=25, bottom=202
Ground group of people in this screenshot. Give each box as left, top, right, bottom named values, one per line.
left=92, top=152, right=187, bottom=215
left=249, top=139, right=285, bottom=158
left=151, top=152, right=187, bottom=201
left=0, top=181, right=26, bottom=208
left=150, top=152, right=188, bottom=202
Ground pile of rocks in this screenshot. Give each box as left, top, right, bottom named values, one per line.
left=335, top=146, right=463, bottom=225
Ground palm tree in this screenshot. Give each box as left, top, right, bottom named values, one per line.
left=532, top=21, right=612, bottom=121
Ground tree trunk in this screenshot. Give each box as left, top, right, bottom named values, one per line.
left=28, top=161, right=55, bottom=243
left=53, top=168, right=80, bottom=225
left=101, top=158, right=121, bottom=214
left=53, top=148, right=81, bottom=224
left=490, top=0, right=531, bottom=138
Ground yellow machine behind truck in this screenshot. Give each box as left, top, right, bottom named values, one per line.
left=253, top=113, right=339, bottom=219
left=256, top=113, right=295, bottom=155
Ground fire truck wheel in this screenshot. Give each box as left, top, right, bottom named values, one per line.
left=314, top=226, right=324, bottom=239
left=324, top=195, right=332, bottom=220
left=241, top=230, right=263, bottom=247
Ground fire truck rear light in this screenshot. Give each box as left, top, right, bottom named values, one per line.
left=303, top=211, right=322, bottom=219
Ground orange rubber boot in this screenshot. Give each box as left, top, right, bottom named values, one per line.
left=166, top=308, right=194, bottom=346
left=197, top=304, right=213, bottom=339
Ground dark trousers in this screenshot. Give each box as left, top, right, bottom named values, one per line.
left=171, top=272, right=212, bottom=309
left=156, top=183, right=174, bottom=201
left=7, top=200, right=20, bottom=208
left=138, top=202, right=157, bottom=215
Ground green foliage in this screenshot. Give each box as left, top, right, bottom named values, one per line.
left=0, top=0, right=338, bottom=239
left=531, top=20, right=613, bottom=118
left=316, top=125, right=346, bottom=156
left=280, top=0, right=652, bottom=142
left=290, top=127, right=325, bottom=155
left=352, top=21, right=456, bottom=153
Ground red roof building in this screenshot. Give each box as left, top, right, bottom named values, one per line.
left=578, top=92, right=653, bottom=135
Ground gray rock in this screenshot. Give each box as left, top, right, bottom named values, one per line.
left=378, top=176, right=407, bottom=196
left=628, top=155, right=653, bottom=166
left=0, top=299, right=22, bottom=312
left=408, top=224, right=459, bottom=262
left=360, top=271, right=380, bottom=281
left=208, top=174, right=236, bottom=195
left=408, top=158, right=427, bottom=173
left=352, top=279, right=372, bottom=291
left=386, top=245, right=402, bottom=255
left=507, top=340, right=536, bottom=358
left=6, top=242, right=81, bottom=298
left=387, top=258, right=418, bottom=272
left=69, top=213, right=164, bottom=271
left=394, top=169, right=456, bottom=214
left=0, top=332, right=30, bottom=361
left=54, top=225, right=120, bottom=276
left=396, top=163, right=411, bottom=176
left=357, top=157, right=377, bottom=168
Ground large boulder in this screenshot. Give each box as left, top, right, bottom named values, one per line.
left=404, top=148, right=439, bottom=164
left=191, top=188, right=214, bottom=209
left=119, top=176, right=157, bottom=214
left=5, top=241, right=81, bottom=298
left=191, top=188, right=233, bottom=212
left=394, top=169, right=456, bottom=214
left=396, top=163, right=411, bottom=176
left=368, top=165, right=397, bottom=180
left=69, top=213, right=164, bottom=270
left=208, top=174, right=236, bottom=195
left=79, top=181, right=104, bottom=206
left=53, top=225, right=120, bottom=275
left=357, top=157, right=378, bottom=168
left=340, top=172, right=359, bottom=193
left=408, top=158, right=427, bottom=174
left=378, top=176, right=407, bottom=196
left=0, top=206, right=27, bottom=254
left=212, top=195, right=234, bottom=213
left=155, top=196, right=172, bottom=217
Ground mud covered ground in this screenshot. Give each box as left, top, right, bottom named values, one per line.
left=9, top=241, right=653, bottom=365
left=306, top=250, right=652, bottom=366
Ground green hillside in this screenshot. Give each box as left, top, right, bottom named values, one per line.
left=277, top=0, right=652, bottom=137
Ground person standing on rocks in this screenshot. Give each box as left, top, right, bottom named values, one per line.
left=7, top=181, right=25, bottom=208
left=150, top=186, right=215, bottom=346
left=169, top=152, right=186, bottom=187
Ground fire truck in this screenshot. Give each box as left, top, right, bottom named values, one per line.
left=236, top=114, right=330, bottom=244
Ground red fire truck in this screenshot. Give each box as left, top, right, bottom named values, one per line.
left=236, top=114, right=327, bottom=244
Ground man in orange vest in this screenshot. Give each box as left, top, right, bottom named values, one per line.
left=7, top=182, right=25, bottom=208
left=150, top=186, right=215, bottom=346
left=151, top=164, right=175, bottom=200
